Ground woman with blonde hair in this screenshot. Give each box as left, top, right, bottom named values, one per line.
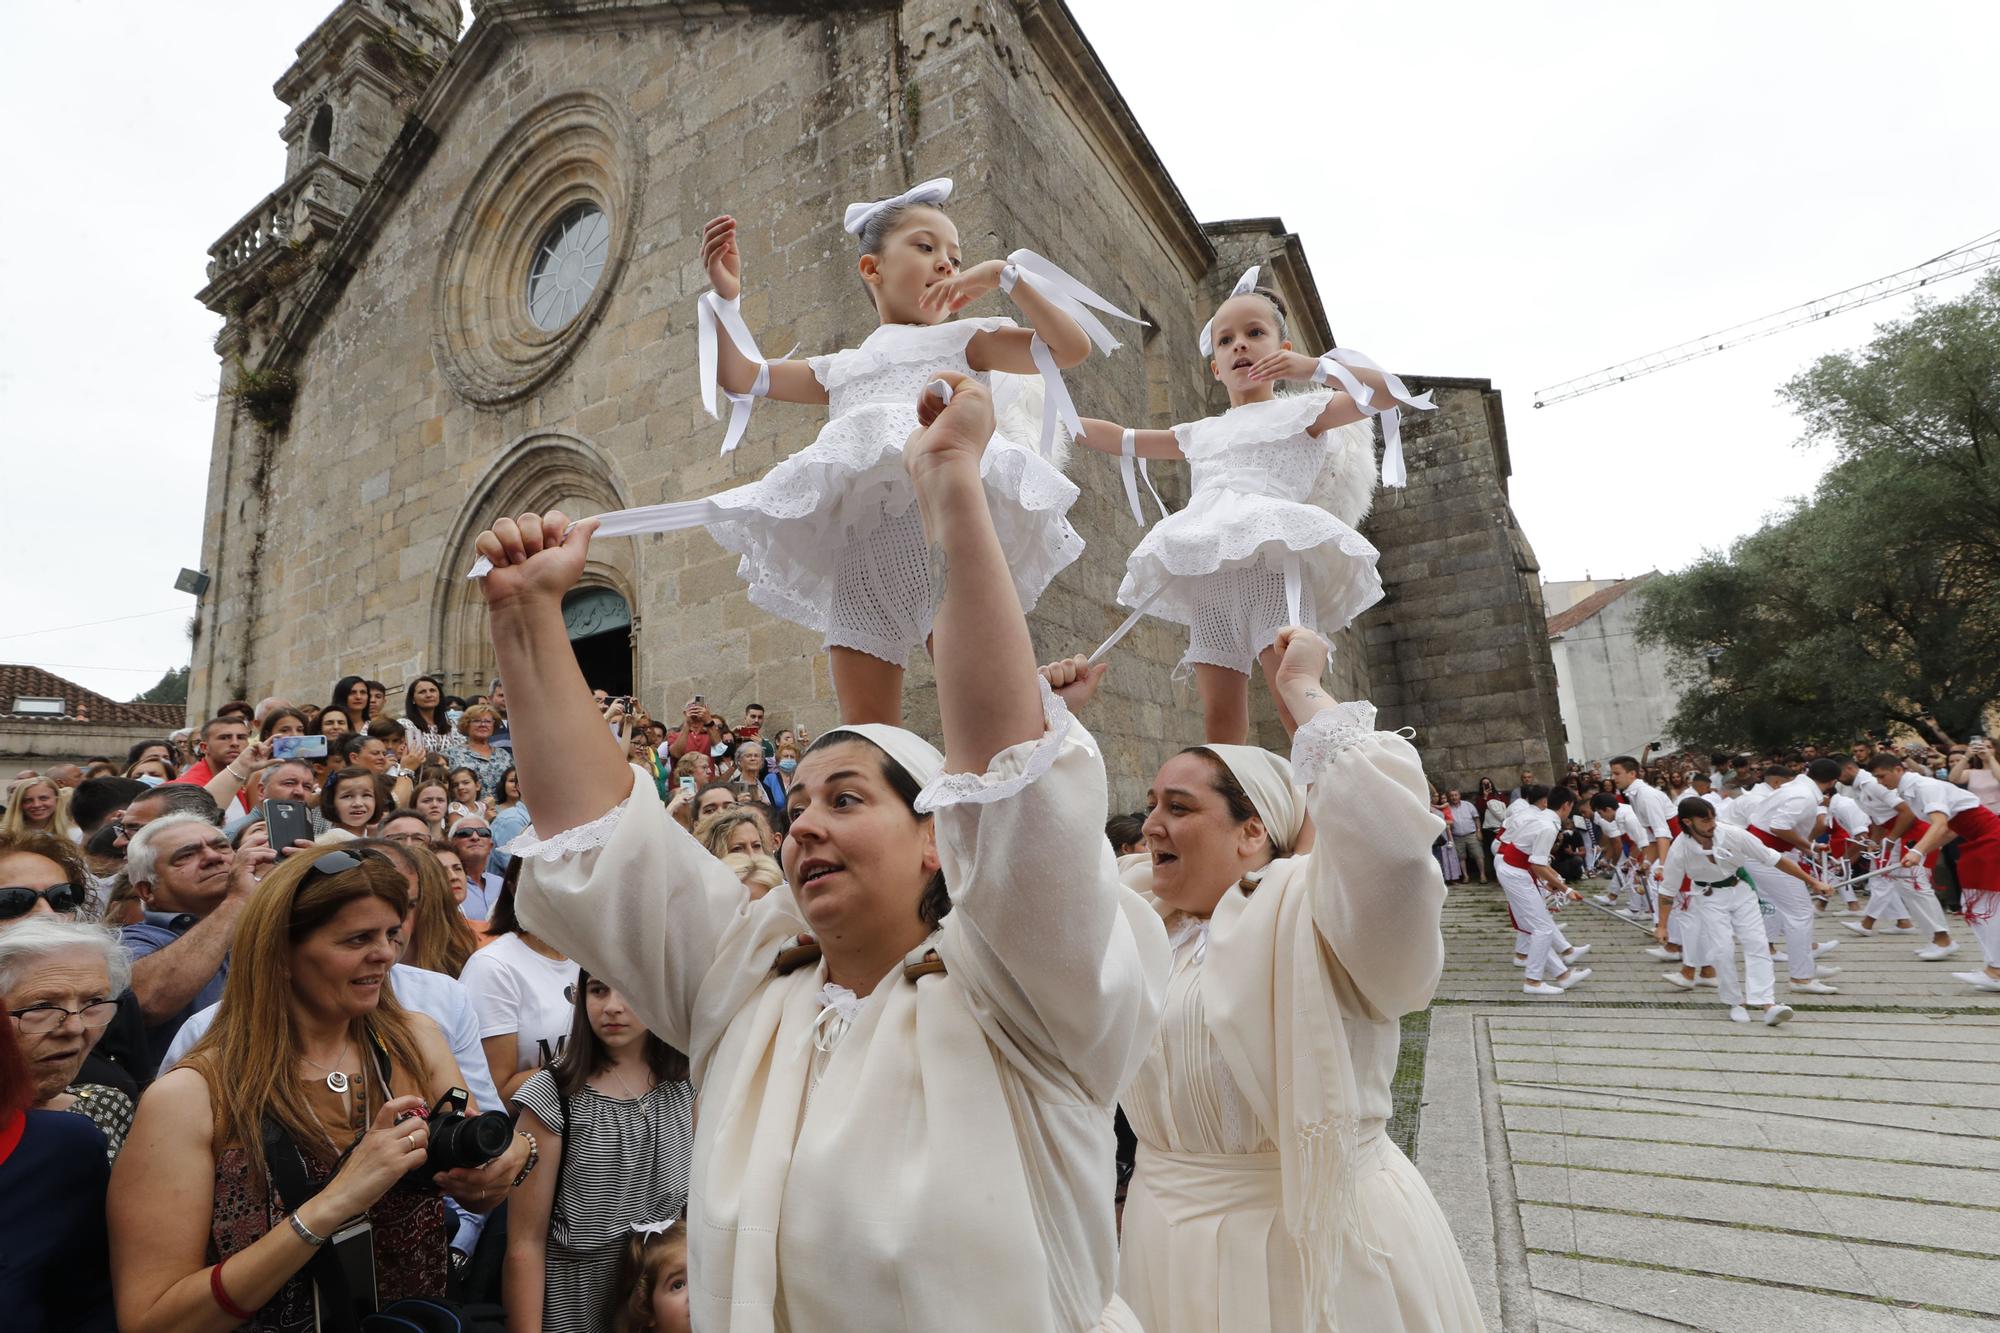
left=108, top=845, right=530, bottom=1331
left=435, top=704, right=511, bottom=798
left=2, top=776, right=79, bottom=844
left=691, top=806, right=768, bottom=862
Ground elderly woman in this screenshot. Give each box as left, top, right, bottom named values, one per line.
left=435, top=704, right=512, bottom=798
left=1052, top=629, right=1481, bottom=1331
left=735, top=741, right=785, bottom=807
left=108, top=846, right=533, bottom=1332
left=0, top=917, right=135, bottom=1159
left=472, top=374, right=1169, bottom=1332
left=0, top=1018, right=117, bottom=1331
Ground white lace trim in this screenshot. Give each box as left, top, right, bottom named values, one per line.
left=1178, top=390, right=1335, bottom=458
left=914, top=676, right=1075, bottom=812
left=503, top=796, right=632, bottom=862
left=1290, top=701, right=1380, bottom=787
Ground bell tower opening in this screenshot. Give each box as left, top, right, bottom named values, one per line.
left=308, top=103, right=333, bottom=156
left=563, top=586, right=633, bottom=698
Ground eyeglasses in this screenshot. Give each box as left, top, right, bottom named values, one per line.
left=0, top=883, right=86, bottom=920
left=9, top=999, right=119, bottom=1034
left=451, top=829, right=492, bottom=841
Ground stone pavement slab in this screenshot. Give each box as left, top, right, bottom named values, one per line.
left=1412, top=873, right=2000, bottom=1330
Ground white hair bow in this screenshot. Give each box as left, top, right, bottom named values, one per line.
left=842, top=177, right=954, bottom=236
left=630, top=1219, right=683, bottom=1238
left=1197, top=265, right=1261, bottom=356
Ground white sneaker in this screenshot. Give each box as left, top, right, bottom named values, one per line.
left=1556, top=968, right=1592, bottom=989
left=1814, top=940, right=1837, bottom=954
left=1952, top=971, right=2000, bottom=992
left=1789, top=979, right=1840, bottom=995
left=1812, top=965, right=1842, bottom=978
left=1662, top=971, right=1696, bottom=990
left=1764, top=1004, right=1795, bottom=1027
left=1523, top=981, right=1566, bottom=996
left=1591, top=893, right=1616, bottom=906
left=1917, top=942, right=1959, bottom=961
left=1841, top=920, right=1874, bottom=936
left=1729, top=1006, right=1751, bottom=1024
left=1563, top=944, right=1593, bottom=962
left=1695, top=975, right=1721, bottom=988
left=1512, top=956, right=1529, bottom=967
left=1644, top=946, right=1681, bottom=961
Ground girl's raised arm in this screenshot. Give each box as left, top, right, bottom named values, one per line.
left=700, top=214, right=827, bottom=407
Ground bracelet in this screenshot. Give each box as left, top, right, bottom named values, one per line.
left=510, top=1130, right=539, bottom=1188
left=997, top=263, right=1019, bottom=295
left=289, top=1211, right=329, bottom=1247
left=210, top=1258, right=257, bottom=1322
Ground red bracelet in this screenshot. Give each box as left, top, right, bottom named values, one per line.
left=211, top=1258, right=257, bottom=1322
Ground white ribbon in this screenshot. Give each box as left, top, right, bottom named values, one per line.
left=464, top=498, right=727, bottom=578
left=808, top=982, right=863, bottom=1055
left=1169, top=915, right=1211, bottom=964
left=1197, top=264, right=1261, bottom=356
left=697, top=291, right=796, bottom=456
left=1087, top=583, right=1166, bottom=666
left=999, top=248, right=1146, bottom=462
left=842, top=176, right=953, bottom=236
left=1117, top=428, right=1168, bottom=526
left=1311, top=348, right=1434, bottom=488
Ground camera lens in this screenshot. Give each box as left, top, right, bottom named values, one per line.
left=424, top=1107, right=514, bottom=1172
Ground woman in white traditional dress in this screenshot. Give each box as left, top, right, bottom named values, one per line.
left=1047, top=629, right=1483, bottom=1332
left=1071, top=273, right=1432, bottom=744
left=469, top=372, right=1170, bottom=1333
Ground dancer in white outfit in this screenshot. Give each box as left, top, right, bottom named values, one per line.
left=470, top=375, right=1170, bottom=1332
left=1849, top=753, right=1964, bottom=962
left=1741, top=762, right=1842, bottom=994
left=1069, top=271, right=1432, bottom=743
left=1588, top=791, right=1648, bottom=915
left=1071, top=627, right=1482, bottom=1332
left=1496, top=788, right=1592, bottom=995
left=1664, top=798, right=1822, bottom=1025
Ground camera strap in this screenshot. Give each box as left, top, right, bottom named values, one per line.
left=261, top=1116, right=372, bottom=1332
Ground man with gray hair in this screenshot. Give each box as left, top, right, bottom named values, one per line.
left=119, top=813, right=273, bottom=1068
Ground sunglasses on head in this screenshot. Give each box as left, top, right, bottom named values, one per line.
left=0, top=883, right=86, bottom=920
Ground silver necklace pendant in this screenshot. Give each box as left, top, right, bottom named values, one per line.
left=326, top=1070, right=350, bottom=1095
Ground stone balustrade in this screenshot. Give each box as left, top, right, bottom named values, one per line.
left=204, top=156, right=369, bottom=284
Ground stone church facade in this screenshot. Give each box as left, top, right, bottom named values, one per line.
left=188, top=0, right=1565, bottom=799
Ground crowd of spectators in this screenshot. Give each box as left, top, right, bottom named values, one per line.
left=0, top=674, right=796, bottom=1331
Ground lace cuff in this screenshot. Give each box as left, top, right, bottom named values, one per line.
left=1290, top=700, right=1380, bottom=787
left=503, top=793, right=633, bottom=863
left=914, top=676, right=1075, bottom=812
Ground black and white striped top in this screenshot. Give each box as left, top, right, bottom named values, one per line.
left=512, top=1068, right=695, bottom=1332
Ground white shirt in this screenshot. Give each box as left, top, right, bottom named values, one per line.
left=1498, top=802, right=1542, bottom=848
left=1594, top=805, right=1646, bottom=847
left=1842, top=770, right=1902, bottom=826
left=1514, top=808, right=1562, bottom=866
left=1620, top=779, right=1675, bottom=842
left=1894, top=771, right=1980, bottom=820
left=1753, top=774, right=1824, bottom=842
left=457, top=932, right=580, bottom=1078
left=1827, top=793, right=1869, bottom=837
left=1663, top=824, right=1783, bottom=888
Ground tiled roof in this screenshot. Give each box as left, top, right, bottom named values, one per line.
left=1545, top=573, right=1656, bottom=637
left=0, top=664, right=181, bottom=728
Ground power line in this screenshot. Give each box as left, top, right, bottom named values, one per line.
left=1533, top=226, right=2000, bottom=408
left=0, top=606, right=190, bottom=641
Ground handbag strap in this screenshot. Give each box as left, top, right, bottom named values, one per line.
left=262, top=1115, right=370, bottom=1333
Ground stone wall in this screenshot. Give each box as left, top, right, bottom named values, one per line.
left=1359, top=377, right=1568, bottom=790
left=1550, top=584, right=1688, bottom=764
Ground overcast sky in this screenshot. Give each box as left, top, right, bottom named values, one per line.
left=4, top=1, right=1997, bottom=702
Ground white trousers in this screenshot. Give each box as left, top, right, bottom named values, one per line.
left=1692, top=884, right=1775, bottom=1007
left=1962, top=888, right=2000, bottom=968
left=1746, top=861, right=1819, bottom=980
left=1499, top=862, right=1562, bottom=981
left=1864, top=865, right=1949, bottom=936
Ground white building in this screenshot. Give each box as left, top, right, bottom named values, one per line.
left=1544, top=573, right=1693, bottom=764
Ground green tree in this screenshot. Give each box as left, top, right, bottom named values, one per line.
left=1638, top=272, right=2000, bottom=748
left=132, top=665, right=190, bottom=706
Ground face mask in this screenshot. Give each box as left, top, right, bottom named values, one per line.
left=135, top=774, right=166, bottom=788
left=711, top=743, right=730, bottom=758
left=445, top=710, right=464, bottom=726
left=778, top=758, right=797, bottom=774
left=1935, top=767, right=1950, bottom=780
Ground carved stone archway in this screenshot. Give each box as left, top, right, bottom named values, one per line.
left=431, top=431, right=636, bottom=698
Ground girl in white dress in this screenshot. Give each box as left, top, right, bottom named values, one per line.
left=474, top=178, right=1143, bottom=728
left=1046, top=630, right=1483, bottom=1332
left=468, top=372, right=1170, bottom=1333
left=1071, top=270, right=1432, bottom=744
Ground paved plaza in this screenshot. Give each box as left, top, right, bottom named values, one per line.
left=1413, top=878, right=2000, bottom=1331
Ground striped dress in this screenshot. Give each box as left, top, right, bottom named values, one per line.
left=512, top=1069, right=695, bottom=1332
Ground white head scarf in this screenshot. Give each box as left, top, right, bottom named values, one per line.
left=1197, top=264, right=1262, bottom=356
left=842, top=177, right=954, bottom=237
left=816, top=723, right=944, bottom=790
left=1199, top=743, right=1304, bottom=856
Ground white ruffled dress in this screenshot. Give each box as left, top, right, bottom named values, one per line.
left=703, top=316, right=1085, bottom=663
left=1117, top=392, right=1382, bottom=673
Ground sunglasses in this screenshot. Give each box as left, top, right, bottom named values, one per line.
left=451, top=829, right=492, bottom=841
left=0, top=883, right=86, bottom=920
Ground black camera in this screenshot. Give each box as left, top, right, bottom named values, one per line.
left=413, top=1087, right=513, bottom=1181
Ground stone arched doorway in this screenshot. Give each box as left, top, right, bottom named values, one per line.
left=563, top=585, right=633, bottom=697
left=431, top=430, right=636, bottom=698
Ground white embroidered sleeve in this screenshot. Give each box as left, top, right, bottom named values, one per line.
left=1289, top=700, right=1381, bottom=788
left=915, top=676, right=1074, bottom=812
left=502, top=797, right=631, bottom=862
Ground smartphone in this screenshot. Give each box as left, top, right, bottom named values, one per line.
left=679, top=776, right=698, bottom=797
left=272, top=734, right=328, bottom=761
left=263, top=799, right=314, bottom=850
